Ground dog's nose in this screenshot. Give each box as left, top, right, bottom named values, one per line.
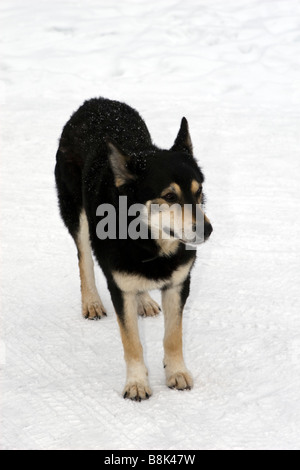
left=204, top=222, right=213, bottom=240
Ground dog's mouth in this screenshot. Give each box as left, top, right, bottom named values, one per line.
left=163, top=227, right=204, bottom=246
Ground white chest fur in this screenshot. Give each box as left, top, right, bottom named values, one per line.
left=112, top=260, right=193, bottom=294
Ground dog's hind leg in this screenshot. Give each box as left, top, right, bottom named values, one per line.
left=76, top=210, right=106, bottom=320
left=55, top=158, right=105, bottom=319
left=137, top=292, right=161, bottom=317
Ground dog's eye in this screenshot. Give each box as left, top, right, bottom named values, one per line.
left=163, top=192, right=178, bottom=203
left=196, top=188, right=202, bottom=198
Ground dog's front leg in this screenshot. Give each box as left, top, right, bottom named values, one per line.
left=110, top=283, right=152, bottom=400
left=162, top=279, right=193, bottom=391
left=118, top=292, right=152, bottom=400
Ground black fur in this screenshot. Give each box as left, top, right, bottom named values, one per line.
left=55, top=97, right=208, bottom=319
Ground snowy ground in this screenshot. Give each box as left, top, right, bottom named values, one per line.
left=1, top=0, right=300, bottom=450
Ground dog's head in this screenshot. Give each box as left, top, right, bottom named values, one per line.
left=107, top=118, right=213, bottom=247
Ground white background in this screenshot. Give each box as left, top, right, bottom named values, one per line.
left=1, top=0, right=300, bottom=450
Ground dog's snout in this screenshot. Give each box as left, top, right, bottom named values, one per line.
left=191, top=219, right=213, bottom=243
left=204, top=221, right=213, bottom=240
left=193, top=209, right=213, bottom=242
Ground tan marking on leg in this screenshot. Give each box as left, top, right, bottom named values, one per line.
left=117, top=293, right=152, bottom=400
left=76, top=210, right=106, bottom=319
left=162, top=285, right=193, bottom=390
left=137, top=292, right=161, bottom=317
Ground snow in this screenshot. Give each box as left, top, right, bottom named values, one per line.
left=1, top=0, right=300, bottom=450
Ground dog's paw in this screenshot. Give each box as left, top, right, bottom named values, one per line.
left=166, top=370, right=194, bottom=391
left=123, top=382, right=152, bottom=401
left=82, top=299, right=107, bottom=320
left=137, top=293, right=161, bottom=317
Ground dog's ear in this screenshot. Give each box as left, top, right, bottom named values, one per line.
left=170, top=117, right=193, bottom=155
left=106, top=140, right=136, bottom=187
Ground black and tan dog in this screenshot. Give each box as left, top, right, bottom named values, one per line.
left=55, top=97, right=212, bottom=400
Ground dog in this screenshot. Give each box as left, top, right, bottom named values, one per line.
left=55, top=97, right=213, bottom=400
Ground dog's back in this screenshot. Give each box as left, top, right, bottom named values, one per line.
left=57, top=97, right=152, bottom=169
left=55, top=98, right=154, bottom=238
